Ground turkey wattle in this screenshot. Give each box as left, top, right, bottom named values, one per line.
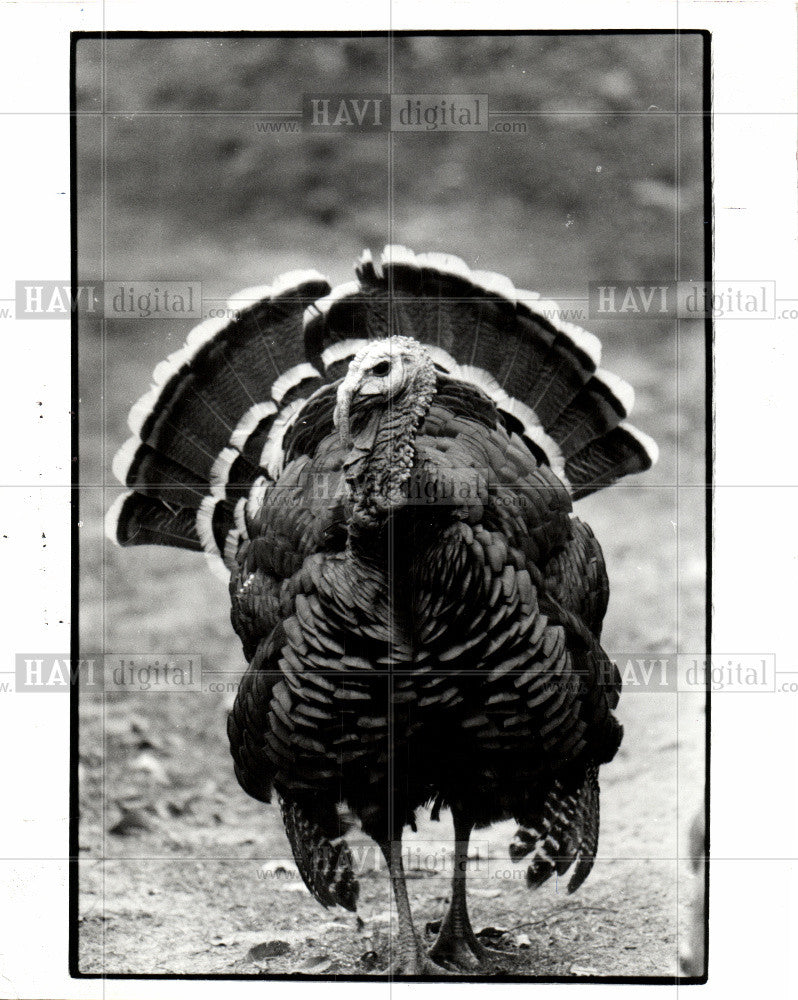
left=107, top=246, right=657, bottom=974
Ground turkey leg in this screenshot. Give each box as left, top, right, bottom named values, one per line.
left=380, top=837, right=450, bottom=976
left=429, top=807, right=498, bottom=969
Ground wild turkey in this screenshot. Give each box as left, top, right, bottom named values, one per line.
left=106, top=246, right=657, bottom=974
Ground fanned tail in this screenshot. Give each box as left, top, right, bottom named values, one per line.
left=107, top=247, right=658, bottom=578
left=105, top=272, right=330, bottom=579
left=303, top=245, right=657, bottom=495
left=509, top=764, right=601, bottom=894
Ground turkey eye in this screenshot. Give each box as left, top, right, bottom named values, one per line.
left=369, top=361, right=391, bottom=377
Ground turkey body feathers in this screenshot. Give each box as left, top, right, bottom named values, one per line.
left=107, top=246, right=655, bottom=911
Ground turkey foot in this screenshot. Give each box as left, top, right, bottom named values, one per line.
left=387, top=941, right=452, bottom=977
left=428, top=910, right=503, bottom=971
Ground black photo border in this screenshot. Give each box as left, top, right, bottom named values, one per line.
left=69, top=27, right=712, bottom=985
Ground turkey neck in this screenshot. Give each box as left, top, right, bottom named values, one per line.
left=344, top=386, right=435, bottom=541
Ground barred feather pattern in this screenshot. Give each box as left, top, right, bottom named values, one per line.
left=510, top=764, right=601, bottom=894
left=280, top=799, right=359, bottom=912
left=106, top=272, right=330, bottom=579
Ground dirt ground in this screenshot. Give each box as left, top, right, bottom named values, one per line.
left=75, top=33, right=708, bottom=980
left=77, top=689, right=706, bottom=979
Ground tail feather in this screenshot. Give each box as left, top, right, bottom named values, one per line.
left=566, top=423, right=659, bottom=500
left=303, top=280, right=379, bottom=370
left=522, top=323, right=602, bottom=428
left=510, top=764, right=600, bottom=894
left=113, top=435, right=207, bottom=508
left=105, top=492, right=201, bottom=551
left=196, top=495, right=242, bottom=559
left=280, top=799, right=359, bottom=912
left=547, top=369, right=635, bottom=459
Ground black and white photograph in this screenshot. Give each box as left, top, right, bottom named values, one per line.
left=75, top=29, right=708, bottom=980
left=2, top=3, right=797, bottom=998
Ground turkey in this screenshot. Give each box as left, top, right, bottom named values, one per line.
left=106, top=246, right=657, bottom=975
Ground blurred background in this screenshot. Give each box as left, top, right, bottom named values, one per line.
left=76, top=33, right=707, bottom=977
